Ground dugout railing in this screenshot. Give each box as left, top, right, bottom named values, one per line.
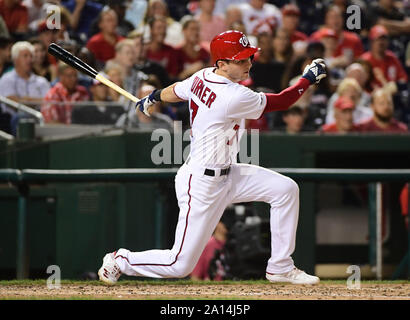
left=0, top=168, right=409, bottom=280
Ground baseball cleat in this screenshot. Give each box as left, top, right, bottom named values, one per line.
left=98, top=252, right=121, bottom=284
left=266, top=267, right=320, bottom=285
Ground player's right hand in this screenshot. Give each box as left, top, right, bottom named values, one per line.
left=302, top=58, right=327, bottom=85
left=135, top=89, right=159, bottom=117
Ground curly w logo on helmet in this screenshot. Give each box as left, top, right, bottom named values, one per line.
left=239, top=35, right=249, bottom=47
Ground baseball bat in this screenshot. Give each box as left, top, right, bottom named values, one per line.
left=47, top=43, right=140, bottom=103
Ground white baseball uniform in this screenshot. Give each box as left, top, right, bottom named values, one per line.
left=114, top=67, right=300, bottom=277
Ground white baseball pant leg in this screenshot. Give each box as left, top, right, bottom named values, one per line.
left=228, top=163, right=299, bottom=274
left=114, top=163, right=231, bottom=278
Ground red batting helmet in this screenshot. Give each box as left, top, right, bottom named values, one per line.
left=210, top=30, right=259, bottom=65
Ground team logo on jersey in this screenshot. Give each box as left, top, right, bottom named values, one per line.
left=239, top=35, right=249, bottom=47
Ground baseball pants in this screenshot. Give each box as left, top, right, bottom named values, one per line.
left=115, top=162, right=299, bottom=277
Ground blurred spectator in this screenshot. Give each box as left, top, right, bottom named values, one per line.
left=62, top=0, right=103, bottom=40
left=145, top=15, right=179, bottom=79
left=108, top=39, right=146, bottom=97
left=279, top=105, right=314, bottom=134
left=344, top=62, right=372, bottom=100
left=104, top=60, right=125, bottom=102
left=49, top=5, right=74, bottom=43
left=311, top=5, right=364, bottom=64
left=0, top=15, right=8, bottom=37
left=0, top=41, right=50, bottom=106
left=86, top=8, right=125, bottom=66
left=357, top=88, right=408, bottom=133
left=0, top=36, right=12, bottom=76
left=399, top=183, right=409, bottom=229
left=128, top=30, right=171, bottom=88
left=23, top=0, right=45, bottom=32
left=320, top=96, right=360, bottom=133
left=360, top=25, right=408, bottom=89
left=224, top=4, right=242, bottom=30
left=249, top=32, right=285, bottom=94
left=318, top=28, right=351, bottom=70
left=30, top=38, right=56, bottom=82
left=351, top=58, right=376, bottom=93
left=325, top=78, right=373, bottom=124
left=106, top=0, right=134, bottom=37
left=213, top=0, right=247, bottom=16
left=132, top=83, right=173, bottom=130
left=144, top=0, right=184, bottom=47
left=368, top=0, right=410, bottom=37
left=195, top=0, right=226, bottom=45
left=36, top=20, right=58, bottom=66
left=191, top=221, right=228, bottom=281
left=0, top=0, right=28, bottom=35
left=175, top=16, right=210, bottom=80
left=238, top=0, right=282, bottom=36
left=281, top=3, right=308, bottom=51
left=41, top=62, right=89, bottom=124
left=0, top=41, right=50, bottom=134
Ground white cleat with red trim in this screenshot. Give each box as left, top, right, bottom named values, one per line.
left=98, top=252, right=121, bottom=284
left=266, top=267, right=320, bottom=285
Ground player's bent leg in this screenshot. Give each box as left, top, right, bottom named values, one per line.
left=103, top=165, right=230, bottom=279
left=229, top=163, right=319, bottom=284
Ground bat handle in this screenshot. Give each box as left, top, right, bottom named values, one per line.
left=95, top=74, right=140, bottom=103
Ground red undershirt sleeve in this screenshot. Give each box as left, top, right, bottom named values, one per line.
left=262, top=78, right=311, bottom=114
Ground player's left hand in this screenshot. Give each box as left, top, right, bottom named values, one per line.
left=302, top=58, right=327, bottom=85
left=135, top=89, right=160, bottom=117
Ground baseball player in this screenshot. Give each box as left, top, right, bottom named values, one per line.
left=98, top=30, right=326, bottom=285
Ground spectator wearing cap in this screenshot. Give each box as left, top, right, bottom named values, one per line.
left=310, top=5, right=364, bottom=64
left=145, top=15, right=179, bottom=80
left=360, top=25, right=408, bottom=90
left=0, top=0, right=28, bottom=35
left=238, top=0, right=282, bottom=36
left=320, top=96, right=360, bottom=133
left=281, top=4, right=308, bottom=45
left=318, top=28, right=351, bottom=69
left=325, top=78, right=373, bottom=125
left=86, top=8, right=125, bottom=66
left=195, top=0, right=226, bottom=45
left=41, top=62, right=90, bottom=124
left=357, top=88, right=408, bottom=133
left=175, top=16, right=210, bottom=81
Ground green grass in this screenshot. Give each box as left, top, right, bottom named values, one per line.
left=0, top=279, right=409, bottom=286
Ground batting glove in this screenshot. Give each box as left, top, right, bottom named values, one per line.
left=302, top=58, right=327, bottom=85
left=136, top=89, right=160, bottom=117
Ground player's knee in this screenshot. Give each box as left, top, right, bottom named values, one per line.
left=284, top=178, right=299, bottom=196
left=172, top=262, right=195, bottom=278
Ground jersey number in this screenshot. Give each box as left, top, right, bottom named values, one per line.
left=189, top=100, right=199, bottom=126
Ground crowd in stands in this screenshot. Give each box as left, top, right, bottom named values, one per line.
left=0, top=0, right=408, bottom=135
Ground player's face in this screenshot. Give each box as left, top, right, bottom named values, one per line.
left=220, top=58, right=253, bottom=82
